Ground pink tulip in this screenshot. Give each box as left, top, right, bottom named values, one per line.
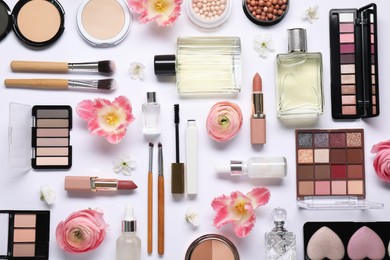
left=76, top=96, right=135, bottom=144
left=56, top=209, right=108, bottom=254
left=371, top=140, right=390, bottom=182
left=206, top=101, right=243, bottom=142
left=211, top=187, right=270, bottom=238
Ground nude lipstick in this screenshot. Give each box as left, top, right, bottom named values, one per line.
left=251, top=73, right=266, bottom=144
left=64, top=176, right=137, bottom=192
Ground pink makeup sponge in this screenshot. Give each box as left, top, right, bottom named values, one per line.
left=347, top=226, right=385, bottom=260
left=307, top=226, right=345, bottom=260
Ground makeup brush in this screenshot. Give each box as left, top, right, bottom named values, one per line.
left=171, top=104, right=184, bottom=194
left=4, top=78, right=116, bottom=90
left=148, top=142, right=154, bottom=255
left=158, top=142, right=164, bottom=256
left=10, top=60, right=116, bottom=74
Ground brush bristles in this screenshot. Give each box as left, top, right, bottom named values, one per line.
left=97, top=79, right=116, bottom=90
left=149, top=142, right=154, bottom=148
left=98, top=60, right=116, bottom=74
left=158, top=142, right=162, bottom=148
left=174, top=104, right=180, bottom=124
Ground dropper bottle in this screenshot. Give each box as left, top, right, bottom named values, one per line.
left=116, top=205, right=141, bottom=260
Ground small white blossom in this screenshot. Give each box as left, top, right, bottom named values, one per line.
left=113, top=153, right=136, bottom=176
left=185, top=208, right=199, bottom=227
left=40, top=185, right=56, bottom=205
left=129, top=62, right=145, bottom=80
left=253, top=34, right=275, bottom=58
left=303, top=5, right=320, bottom=23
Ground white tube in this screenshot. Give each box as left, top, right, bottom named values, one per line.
left=186, top=120, right=198, bottom=195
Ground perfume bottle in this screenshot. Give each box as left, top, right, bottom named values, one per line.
left=142, top=92, right=160, bottom=136
left=265, top=207, right=296, bottom=260
left=154, top=37, right=241, bottom=96
left=276, top=28, right=323, bottom=119
left=116, top=205, right=141, bottom=260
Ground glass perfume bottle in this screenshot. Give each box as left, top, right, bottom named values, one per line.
left=154, top=37, right=241, bottom=96
left=142, top=92, right=160, bottom=136
left=116, top=205, right=141, bottom=260
left=265, top=207, right=296, bottom=260
left=276, top=28, right=323, bottom=119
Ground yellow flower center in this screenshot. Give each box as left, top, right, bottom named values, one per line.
left=154, top=0, right=167, bottom=13
left=235, top=201, right=247, bottom=215
left=70, top=229, right=84, bottom=242
left=104, top=112, right=119, bottom=126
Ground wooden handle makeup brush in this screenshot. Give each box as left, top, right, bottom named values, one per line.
left=157, top=143, right=165, bottom=256
left=148, top=143, right=153, bottom=255
left=10, top=60, right=115, bottom=74
left=4, top=78, right=116, bottom=90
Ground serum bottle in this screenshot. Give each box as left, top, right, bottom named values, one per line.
left=116, top=205, right=141, bottom=260
left=142, top=92, right=160, bottom=136
left=276, top=28, right=323, bottom=120
left=265, top=207, right=296, bottom=260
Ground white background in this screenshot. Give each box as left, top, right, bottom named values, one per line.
left=1, top=0, right=390, bottom=259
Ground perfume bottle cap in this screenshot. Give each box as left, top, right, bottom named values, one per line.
left=147, top=92, right=156, bottom=103
left=154, top=55, right=176, bottom=76
left=122, top=205, right=136, bottom=232
left=288, top=28, right=307, bottom=52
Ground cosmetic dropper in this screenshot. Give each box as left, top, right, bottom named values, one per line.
left=215, top=157, right=287, bottom=179
left=116, top=205, right=141, bottom=260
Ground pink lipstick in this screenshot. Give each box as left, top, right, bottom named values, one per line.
left=64, top=176, right=137, bottom=192
left=251, top=73, right=266, bottom=144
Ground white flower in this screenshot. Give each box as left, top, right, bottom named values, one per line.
left=113, top=153, right=136, bottom=176
left=129, top=62, right=145, bottom=80
left=253, top=34, right=275, bottom=58
left=185, top=208, right=199, bottom=227
left=40, top=185, right=56, bottom=205
left=303, top=5, right=320, bottom=23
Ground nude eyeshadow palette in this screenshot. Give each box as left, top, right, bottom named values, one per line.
left=329, top=3, right=379, bottom=119
left=0, top=210, right=50, bottom=259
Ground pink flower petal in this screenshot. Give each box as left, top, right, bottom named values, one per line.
left=127, top=0, right=146, bottom=13
left=233, top=212, right=256, bottom=238
left=246, top=187, right=271, bottom=209
left=76, top=100, right=95, bottom=121
left=371, top=140, right=390, bottom=153
left=211, top=194, right=231, bottom=211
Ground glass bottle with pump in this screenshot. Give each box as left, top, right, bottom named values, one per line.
left=116, top=205, right=141, bottom=260
left=276, top=28, right=323, bottom=119
left=142, top=92, right=160, bottom=136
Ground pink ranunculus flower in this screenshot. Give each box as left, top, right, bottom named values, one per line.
left=206, top=101, right=243, bottom=142
left=56, top=208, right=108, bottom=254
left=127, top=0, right=183, bottom=26
left=76, top=96, right=134, bottom=144
left=371, top=140, right=390, bottom=182
left=211, top=187, right=270, bottom=238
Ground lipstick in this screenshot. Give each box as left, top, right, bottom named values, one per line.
left=251, top=73, right=266, bottom=144
left=64, top=176, right=137, bottom=192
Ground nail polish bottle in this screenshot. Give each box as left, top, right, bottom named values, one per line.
left=116, top=205, right=141, bottom=260
left=265, top=207, right=296, bottom=260
left=142, top=92, right=160, bottom=136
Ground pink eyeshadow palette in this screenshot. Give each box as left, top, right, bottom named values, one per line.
left=0, top=210, right=50, bottom=259
left=329, top=3, right=379, bottom=119
left=295, top=129, right=384, bottom=209
left=304, top=222, right=390, bottom=260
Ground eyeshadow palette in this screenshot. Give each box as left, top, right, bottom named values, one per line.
left=9, top=103, right=72, bottom=169
left=329, top=3, right=379, bottom=119
left=304, top=222, right=390, bottom=260
left=295, top=129, right=382, bottom=209
left=0, top=210, right=50, bottom=259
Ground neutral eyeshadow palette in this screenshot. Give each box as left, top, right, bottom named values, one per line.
left=0, top=210, right=50, bottom=259
left=329, top=3, right=379, bottom=119
left=9, top=103, right=72, bottom=169
left=304, top=222, right=390, bottom=260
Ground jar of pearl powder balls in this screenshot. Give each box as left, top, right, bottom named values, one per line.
left=186, top=0, right=232, bottom=30
left=242, top=0, right=289, bottom=26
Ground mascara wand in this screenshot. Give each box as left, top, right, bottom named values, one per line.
left=171, top=104, right=184, bottom=194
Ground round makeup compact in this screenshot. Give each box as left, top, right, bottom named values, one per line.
left=0, top=0, right=65, bottom=47
left=186, top=0, right=232, bottom=30
left=242, top=0, right=289, bottom=26
left=77, top=0, right=131, bottom=47
left=185, top=234, right=240, bottom=260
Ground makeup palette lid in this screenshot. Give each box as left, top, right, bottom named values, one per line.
left=0, top=0, right=11, bottom=41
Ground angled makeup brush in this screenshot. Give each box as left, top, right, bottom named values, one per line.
left=4, top=78, right=116, bottom=90
left=10, top=60, right=116, bottom=74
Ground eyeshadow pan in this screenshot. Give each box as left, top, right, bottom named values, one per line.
left=36, top=109, right=69, bottom=118
left=36, top=119, right=69, bottom=128
left=348, top=165, right=363, bottom=178
left=342, top=96, right=356, bottom=105
left=330, top=133, right=346, bottom=147
left=341, top=85, right=356, bottom=95
left=314, top=149, right=329, bottom=163
left=341, top=64, right=355, bottom=74
left=14, top=229, right=36, bottom=242
left=342, top=106, right=357, bottom=115
left=332, top=181, right=347, bottom=195
left=36, top=157, right=69, bottom=166
left=346, top=133, right=361, bottom=147
left=315, top=181, right=330, bottom=195
left=330, top=149, right=346, bottom=164
left=298, top=149, right=313, bottom=164
left=339, top=23, right=354, bottom=33
left=315, top=165, right=330, bottom=179
left=299, top=181, right=314, bottom=195
left=347, top=149, right=363, bottom=164
left=340, top=54, right=355, bottom=64
left=341, top=75, right=356, bottom=84
left=298, top=165, right=314, bottom=180
left=36, top=138, right=68, bottom=146
left=36, top=147, right=69, bottom=156
left=298, top=133, right=313, bottom=148
left=339, top=13, right=354, bottom=22
left=348, top=180, right=363, bottom=195
left=14, top=214, right=36, bottom=228
left=331, top=165, right=347, bottom=179
left=13, top=243, right=35, bottom=257
left=36, top=128, right=69, bottom=137
left=340, top=34, right=354, bottom=43
left=314, top=133, right=329, bottom=148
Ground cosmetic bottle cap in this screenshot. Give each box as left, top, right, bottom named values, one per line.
left=271, top=207, right=287, bottom=233
left=288, top=28, right=307, bottom=52
left=122, top=205, right=136, bottom=232
left=154, top=55, right=176, bottom=76
left=147, top=92, right=156, bottom=103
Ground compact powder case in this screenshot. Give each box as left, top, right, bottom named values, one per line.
left=76, top=0, right=132, bottom=47
left=0, top=0, right=65, bottom=47
left=0, top=210, right=50, bottom=259
left=8, top=103, right=72, bottom=170
left=185, top=234, right=240, bottom=260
